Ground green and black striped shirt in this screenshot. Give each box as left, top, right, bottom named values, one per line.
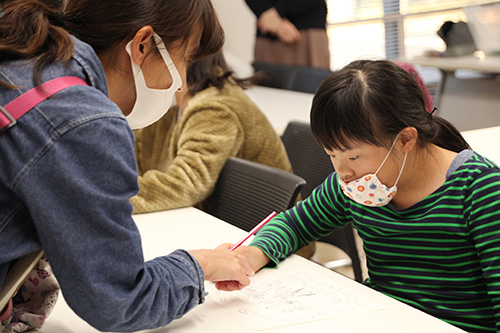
left=250, top=150, right=500, bottom=332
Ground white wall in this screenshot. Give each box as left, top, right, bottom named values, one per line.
left=212, top=0, right=256, bottom=65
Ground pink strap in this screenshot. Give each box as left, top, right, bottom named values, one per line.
left=0, top=299, right=12, bottom=323
left=0, top=76, right=88, bottom=130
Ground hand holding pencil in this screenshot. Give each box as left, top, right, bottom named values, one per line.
left=209, top=212, right=277, bottom=291
left=224, top=211, right=276, bottom=279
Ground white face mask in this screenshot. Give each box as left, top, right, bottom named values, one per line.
left=338, top=135, right=407, bottom=207
left=125, top=33, right=182, bottom=129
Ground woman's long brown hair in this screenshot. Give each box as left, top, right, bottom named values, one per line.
left=0, top=0, right=224, bottom=88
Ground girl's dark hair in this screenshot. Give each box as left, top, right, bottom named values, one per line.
left=0, top=0, right=224, bottom=88
left=310, top=59, right=470, bottom=153
left=186, top=50, right=258, bottom=96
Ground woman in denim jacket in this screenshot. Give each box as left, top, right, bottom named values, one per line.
left=0, top=1, right=253, bottom=331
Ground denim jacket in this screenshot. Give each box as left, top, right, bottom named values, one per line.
left=0, top=37, right=205, bottom=331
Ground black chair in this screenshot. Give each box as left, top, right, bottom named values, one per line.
left=252, top=62, right=332, bottom=95
left=281, top=121, right=364, bottom=282
left=285, top=65, right=332, bottom=94
left=252, top=61, right=293, bottom=90
left=207, top=157, right=306, bottom=232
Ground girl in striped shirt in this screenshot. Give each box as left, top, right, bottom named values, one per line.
left=229, top=59, right=500, bottom=333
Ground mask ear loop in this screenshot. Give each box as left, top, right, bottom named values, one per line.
left=374, top=133, right=401, bottom=175
left=151, top=33, right=182, bottom=91
left=392, top=152, right=407, bottom=187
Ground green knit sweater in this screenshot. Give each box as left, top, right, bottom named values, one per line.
left=131, top=83, right=293, bottom=214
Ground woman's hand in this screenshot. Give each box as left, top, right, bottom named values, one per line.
left=188, top=247, right=254, bottom=291
left=258, top=8, right=300, bottom=44
left=257, top=7, right=282, bottom=34
left=275, top=19, right=301, bottom=44
left=214, top=243, right=271, bottom=273
left=233, top=244, right=271, bottom=272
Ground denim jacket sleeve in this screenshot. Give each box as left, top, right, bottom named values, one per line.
left=15, top=114, right=205, bottom=332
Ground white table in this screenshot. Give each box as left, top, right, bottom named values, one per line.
left=41, top=207, right=465, bottom=333
left=409, top=55, right=500, bottom=131
left=246, top=86, right=313, bottom=135
left=462, top=125, right=500, bottom=165
left=411, top=54, right=500, bottom=110
left=411, top=54, right=500, bottom=74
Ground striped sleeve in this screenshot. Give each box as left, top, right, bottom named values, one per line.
left=249, top=172, right=352, bottom=267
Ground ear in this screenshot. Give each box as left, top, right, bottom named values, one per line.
left=399, top=127, right=418, bottom=153
left=129, top=26, right=155, bottom=66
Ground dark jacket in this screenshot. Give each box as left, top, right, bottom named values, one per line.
left=245, top=0, right=327, bottom=38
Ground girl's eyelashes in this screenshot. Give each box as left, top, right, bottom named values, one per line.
left=325, top=153, right=358, bottom=160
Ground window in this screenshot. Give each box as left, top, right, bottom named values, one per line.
left=326, top=0, right=498, bottom=70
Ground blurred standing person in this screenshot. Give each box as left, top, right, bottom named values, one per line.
left=245, top=0, right=330, bottom=69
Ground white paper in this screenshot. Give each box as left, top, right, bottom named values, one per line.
left=207, top=270, right=384, bottom=331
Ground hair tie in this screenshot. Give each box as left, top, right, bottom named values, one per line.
left=429, top=107, right=437, bottom=116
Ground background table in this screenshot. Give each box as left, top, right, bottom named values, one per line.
left=246, top=86, right=313, bottom=135
left=41, top=207, right=465, bottom=332
left=409, top=55, right=500, bottom=131
left=412, top=54, right=500, bottom=73
left=462, top=125, right=500, bottom=165
left=247, top=58, right=500, bottom=134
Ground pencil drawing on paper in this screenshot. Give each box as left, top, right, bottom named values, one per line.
left=208, top=270, right=383, bottom=330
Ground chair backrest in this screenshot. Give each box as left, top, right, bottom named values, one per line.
left=207, top=157, right=306, bottom=232
left=252, top=62, right=332, bottom=95
left=281, top=121, right=334, bottom=199
left=252, top=61, right=293, bottom=90
left=285, top=66, right=332, bottom=94
left=281, top=121, right=363, bottom=282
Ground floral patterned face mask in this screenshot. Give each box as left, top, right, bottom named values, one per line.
left=338, top=135, right=407, bottom=207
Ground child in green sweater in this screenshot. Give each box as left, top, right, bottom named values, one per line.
left=228, top=59, right=500, bottom=333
